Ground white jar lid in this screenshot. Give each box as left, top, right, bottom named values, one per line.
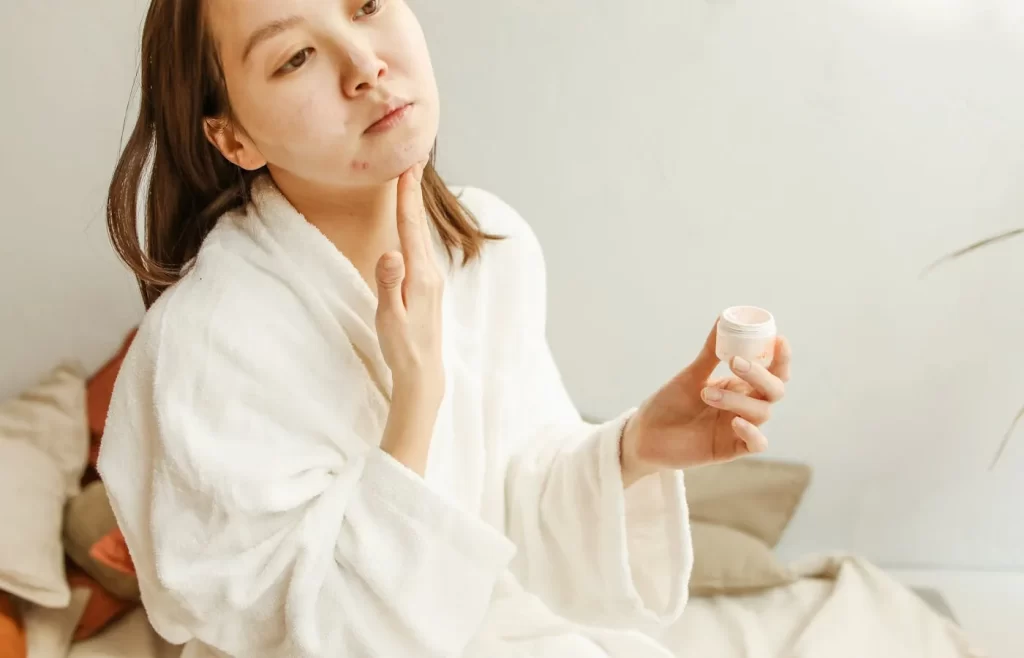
left=719, top=306, right=776, bottom=337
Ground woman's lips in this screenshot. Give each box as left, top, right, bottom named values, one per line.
left=365, top=102, right=413, bottom=134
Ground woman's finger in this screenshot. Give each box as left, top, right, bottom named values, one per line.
left=396, top=164, right=428, bottom=267
left=709, top=376, right=756, bottom=396
left=769, top=336, right=792, bottom=383
left=732, top=417, right=768, bottom=453
left=701, top=386, right=772, bottom=425
left=729, top=356, right=785, bottom=402
left=374, top=251, right=407, bottom=319
left=679, top=320, right=723, bottom=389
left=706, top=377, right=729, bottom=390
left=417, top=162, right=434, bottom=247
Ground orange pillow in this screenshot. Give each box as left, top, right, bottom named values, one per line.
left=85, top=328, right=137, bottom=466
left=90, top=528, right=135, bottom=577
left=67, top=569, right=135, bottom=642
left=0, top=591, right=26, bottom=658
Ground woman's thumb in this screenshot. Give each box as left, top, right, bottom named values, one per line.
left=375, top=251, right=406, bottom=313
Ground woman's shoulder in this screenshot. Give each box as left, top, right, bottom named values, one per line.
left=126, top=236, right=320, bottom=392
left=448, top=185, right=551, bottom=325
left=450, top=186, right=538, bottom=246
left=451, top=185, right=546, bottom=269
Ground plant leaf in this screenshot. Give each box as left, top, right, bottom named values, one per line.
left=989, top=403, right=1024, bottom=470
left=921, top=228, right=1024, bottom=277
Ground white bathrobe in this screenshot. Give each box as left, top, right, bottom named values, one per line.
left=98, top=176, right=693, bottom=658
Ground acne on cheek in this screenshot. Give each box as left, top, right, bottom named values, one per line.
left=351, top=160, right=371, bottom=171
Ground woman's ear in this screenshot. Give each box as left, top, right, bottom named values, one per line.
left=203, top=117, right=267, bottom=171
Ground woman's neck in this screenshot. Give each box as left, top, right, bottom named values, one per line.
left=269, top=168, right=400, bottom=296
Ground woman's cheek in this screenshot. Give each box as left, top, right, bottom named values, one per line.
left=276, top=88, right=352, bottom=160
left=287, top=87, right=327, bottom=140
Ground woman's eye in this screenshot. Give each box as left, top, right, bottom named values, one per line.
left=278, top=47, right=314, bottom=74
left=355, top=0, right=383, bottom=18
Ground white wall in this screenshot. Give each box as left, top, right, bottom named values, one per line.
left=2, top=0, right=1022, bottom=570
left=0, top=1, right=148, bottom=400
left=414, top=0, right=1024, bottom=570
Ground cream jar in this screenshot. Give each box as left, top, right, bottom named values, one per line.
left=716, top=306, right=777, bottom=368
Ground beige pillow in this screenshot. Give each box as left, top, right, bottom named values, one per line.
left=0, top=440, right=69, bottom=607
left=21, top=587, right=91, bottom=657
left=684, top=458, right=811, bottom=548
left=689, top=521, right=796, bottom=597
left=683, top=458, right=810, bottom=597
left=0, top=363, right=89, bottom=497
left=0, top=363, right=89, bottom=608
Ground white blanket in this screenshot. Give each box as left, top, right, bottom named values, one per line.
left=58, top=553, right=986, bottom=658
left=658, top=555, right=987, bottom=658
left=98, top=177, right=693, bottom=658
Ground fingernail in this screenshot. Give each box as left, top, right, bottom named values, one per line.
left=732, top=356, right=750, bottom=373
left=702, top=387, right=722, bottom=402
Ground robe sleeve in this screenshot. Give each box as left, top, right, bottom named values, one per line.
left=98, top=308, right=516, bottom=658
left=500, top=219, right=693, bottom=631
left=503, top=344, right=693, bottom=631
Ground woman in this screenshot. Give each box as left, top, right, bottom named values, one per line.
left=99, top=0, right=792, bottom=656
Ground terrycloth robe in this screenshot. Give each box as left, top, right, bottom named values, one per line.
left=98, top=176, right=693, bottom=658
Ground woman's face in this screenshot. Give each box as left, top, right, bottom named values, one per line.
left=205, top=0, right=439, bottom=188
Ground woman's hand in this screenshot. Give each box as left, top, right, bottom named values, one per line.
left=619, top=321, right=792, bottom=487
left=375, top=162, right=446, bottom=474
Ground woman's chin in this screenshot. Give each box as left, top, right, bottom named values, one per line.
left=363, top=145, right=433, bottom=181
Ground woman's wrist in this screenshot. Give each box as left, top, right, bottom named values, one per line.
left=380, top=388, right=440, bottom=476
left=619, top=412, right=659, bottom=488
left=392, top=382, right=443, bottom=429
left=392, top=372, right=444, bottom=410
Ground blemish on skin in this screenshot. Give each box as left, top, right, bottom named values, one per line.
left=352, top=160, right=371, bottom=171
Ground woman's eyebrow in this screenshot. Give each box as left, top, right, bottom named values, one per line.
left=242, top=15, right=303, bottom=63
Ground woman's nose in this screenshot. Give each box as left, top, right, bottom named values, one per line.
left=340, top=42, right=387, bottom=98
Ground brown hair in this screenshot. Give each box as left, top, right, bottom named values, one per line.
left=107, top=0, right=500, bottom=309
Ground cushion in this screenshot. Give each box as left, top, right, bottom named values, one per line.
left=0, top=591, right=26, bottom=658
left=689, top=521, right=796, bottom=597
left=63, top=481, right=140, bottom=602
left=0, top=364, right=90, bottom=608
left=22, top=587, right=91, bottom=658
left=86, top=329, right=137, bottom=448
left=90, top=528, right=136, bottom=577
left=682, top=458, right=811, bottom=597
left=67, top=569, right=135, bottom=641
left=684, top=458, right=811, bottom=547
left=69, top=608, right=181, bottom=658
left=0, top=439, right=71, bottom=608
left=0, top=363, right=89, bottom=498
